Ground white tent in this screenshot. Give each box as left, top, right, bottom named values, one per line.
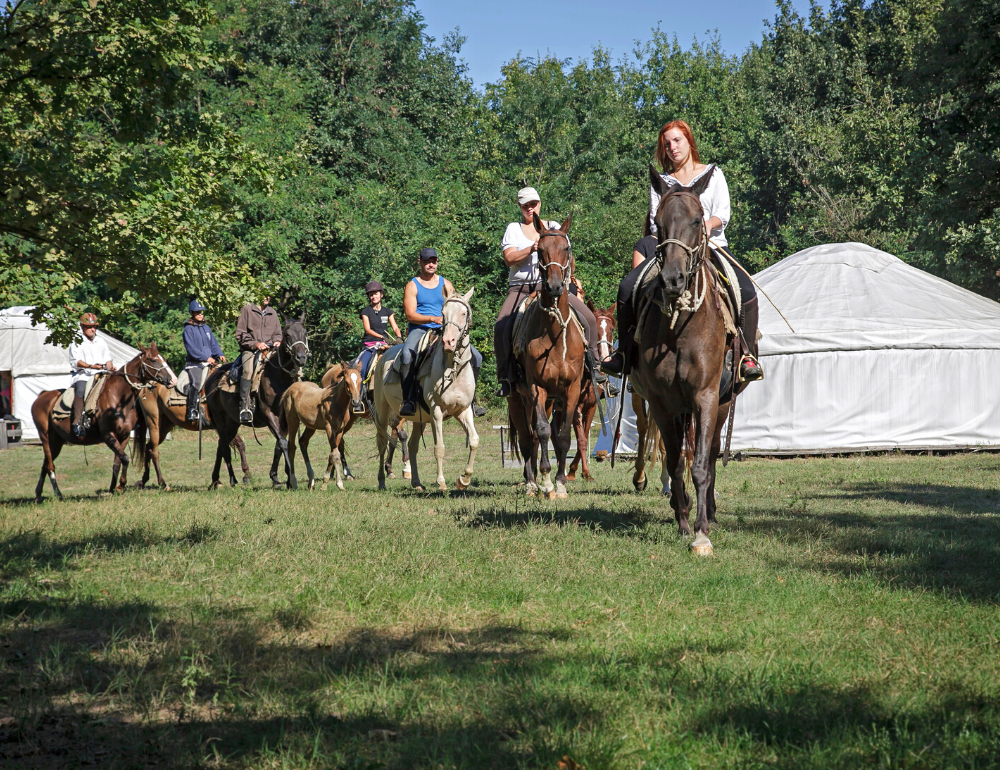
left=595, top=242, right=1000, bottom=456
left=0, top=307, right=140, bottom=441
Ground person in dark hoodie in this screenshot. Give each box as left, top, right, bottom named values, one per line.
left=183, top=300, right=226, bottom=422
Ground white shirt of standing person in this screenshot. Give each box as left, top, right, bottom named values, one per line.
left=501, top=219, right=561, bottom=286
left=68, top=335, right=113, bottom=384
left=648, top=164, right=731, bottom=248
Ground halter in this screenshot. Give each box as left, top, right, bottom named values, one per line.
left=272, top=328, right=309, bottom=377
left=440, top=294, right=472, bottom=343
left=116, top=353, right=173, bottom=390
left=654, top=190, right=708, bottom=283
left=537, top=230, right=573, bottom=295
left=649, top=189, right=711, bottom=329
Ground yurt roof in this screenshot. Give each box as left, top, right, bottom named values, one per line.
left=0, top=306, right=140, bottom=376
left=755, top=243, right=1000, bottom=355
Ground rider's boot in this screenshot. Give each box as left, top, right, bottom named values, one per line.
left=601, top=300, right=635, bottom=377
left=470, top=360, right=487, bottom=417
left=398, top=360, right=417, bottom=417
left=239, top=378, right=254, bottom=424
left=585, top=350, right=618, bottom=398
left=71, top=394, right=86, bottom=440
left=739, top=295, right=764, bottom=382
left=185, top=383, right=200, bottom=423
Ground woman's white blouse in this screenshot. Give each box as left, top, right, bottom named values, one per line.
left=648, top=164, right=731, bottom=248
left=501, top=220, right=560, bottom=286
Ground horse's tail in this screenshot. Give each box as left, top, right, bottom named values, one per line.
left=131, top=404, right=148, bottom=467
left=642, top=415, right=660, bottom=465
left=680, top=414, right=695, bottom=481
left=508, top=408, right=521, bottom=461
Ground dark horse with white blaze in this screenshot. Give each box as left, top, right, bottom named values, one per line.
left=204, top=315, right=309, bottom=488
left=31, top=344, right=174, bottom=502
left=507, top=214, right=586, bottom=499
left=629, top=166, right=738, bottom=555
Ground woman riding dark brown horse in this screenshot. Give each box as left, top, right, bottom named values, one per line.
left=630, top=167, right=740, bottom=555
left=204, top=315, right=309, bottom=489
left=31, top=344, right=174, bottom=502
left=507, top=214, right=586, bottom=499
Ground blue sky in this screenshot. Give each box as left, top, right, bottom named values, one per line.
left=414, top=0, right=818, bottom=88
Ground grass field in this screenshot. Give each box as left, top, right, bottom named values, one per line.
left=2, top=418, right=1000, bottom=769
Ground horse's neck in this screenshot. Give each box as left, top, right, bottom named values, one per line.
left=539, top=289, right=570, bottom=325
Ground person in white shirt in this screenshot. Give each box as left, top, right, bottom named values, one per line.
left=67, top=313, right=115, bottom=439
left=493, top=187, right=608, bottom=397
left=602, top=120, right=763, bottom=382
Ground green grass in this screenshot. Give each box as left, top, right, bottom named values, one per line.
left=2, top=421, right=1000, bottom=768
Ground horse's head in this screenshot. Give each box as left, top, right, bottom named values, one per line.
left=534, top=213, right=573, bottom=299
left=280, top=313, right=310, bottom=369
left=650, top=164, right=712, bottom=298
left=589, top=300, right=617, bottom=363
left=441, top=288, right=474, bottom=353
left=137, top=342, right=174, bottom=387
left=330, top=360, right=365, bottom=413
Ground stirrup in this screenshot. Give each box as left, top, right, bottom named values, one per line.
left=239, top=407, right=253, bottom=424
left=496, top=380, right=512, bottom=398
left=72, top=423, right=86, bottom=439
left=738, top=354, right=763, bottom=382
left=603, top=382, right=620, bottom=399
left=399, top=400, right=417, bottom=417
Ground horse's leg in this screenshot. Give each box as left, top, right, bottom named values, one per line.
left=656, top=408, right=691, bottom=536
left=551, top=395, right=576, bottom=500
left=659, top=435, right=671, bottom=496
left=104, top=432, right=129, bottom=494
left=407, top=421, right=425, bottom=492
left=690, top=393, right=720, bottom=555
left=232, top=435, right=251, bottom=485
left=578, top=398, right=597, bottom=482
left=706, top=414, right=726, bottom=526
left=375, top=413, right=390, bottom=491
left=508, top=396, right=536, bottom=495
left=340, top=437, right=354, bottom=480
left=325, top=424, right=344, bottom=492
left=36, top=429, right=63, bottom=502
left=210, top=418, right=228, bottom=489
left=532, top=390, right=554, bottom=496
left=566, top=404, right=583, bottom=481
left=398, top=422, right=411, bottom=479
left=454, top=406, right=479, bottom=490
left=147, top=414, right=168, bottom=490
left=299, top=427, right=317, bottom=491
left=429, top=405, right=448, bottom=492
left=633, top=394, right=648, bottom=492
left=385, top=430, right=397, bottom=479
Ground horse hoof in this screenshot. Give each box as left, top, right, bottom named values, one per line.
left=134, top=481, right=145, bottom=490
left=553, top=490, right=569, bottom=499
left=414, top=485, right=426, bottom=492
left=633, top=476, right=648, bottom=492
left=163, top=485, right=172, bottom=493
left=565, top=473, right=576, bottom=481
left=337, top=483, right=345, bottom=491
left=690, top=533, right=714, bottom=556
left=34, top=497, right=43, bottom=504
left=455, top=478, right=468, bottom=491
left=210, top=481, right=223, bottom=490
left=387, top=472, right=396, bottom=480
left=437, top=483, right=448, bottom=492
left=343, top=474, right=355, bottom=481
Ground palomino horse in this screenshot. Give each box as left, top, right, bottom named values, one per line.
left=320, top=361, right=411, bottom=482
left=30, top=344, right=174, bottom=502
left=204, top=315, right=309, bottom=489
left=633, top=394, right=670, bottom=495
left=566, top=301, right=614, bottom=482
left=371, top=288, right=479, bottom=492
left=630, top=166, right=734, bottom=555
left=507, top=214, right=585, bottom=499
left=281, top=361, right=365, bottom=490
left=134, top=374, right=251, bottom=490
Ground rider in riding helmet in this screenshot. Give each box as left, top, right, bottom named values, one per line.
left=494, top=187, right=610, bottom=398
left=68, top=313, right=115, bottom=439
left=398, top=248, right=485, bottom=417
left=358, top=280, right=401, bottom=380
left=601, top=120, right=763, bottom=381
left=183, top=300, right=226, bottom=423
left=235, top=295, right=282, bottom=424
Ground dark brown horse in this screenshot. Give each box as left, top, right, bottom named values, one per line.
left=507, top=214, right=586, bottom=499
left=567, top=301, right=615, bottom=482
left=30, top=344, right=174, bottom=503
left=204, top=316, right=309, bottom=489
left=629, top=166, right=734, bottom=555
left=134, top=374, right=251, bottom=490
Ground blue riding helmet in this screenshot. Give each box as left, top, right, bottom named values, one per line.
left=189, top=300, right=206, bottom=314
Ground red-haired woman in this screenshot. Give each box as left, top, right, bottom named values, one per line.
left=601, top=120, right=762, bottom=381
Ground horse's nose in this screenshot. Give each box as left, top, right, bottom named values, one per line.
left=660, top=267, right=686, bottom=297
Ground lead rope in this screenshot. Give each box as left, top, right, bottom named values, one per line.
left=540, top=302, right=585, bottom=361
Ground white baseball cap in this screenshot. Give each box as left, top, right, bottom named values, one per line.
left=517, top=187, right=541, bottom=205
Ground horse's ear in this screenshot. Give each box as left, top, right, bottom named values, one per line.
left=532, top=212, right=545, bottom=232
left=278, top=311, right=287, bottom=325
left=148, top=341, right=158, bottom=354
left=442, top=282, right=453, bottom=299
left=649, top=163, right=670, bottom=197
left=689, top=165, right=716, bottom=197
left=299, top=311, right=306, bottom=324
left=462, top=287, right=474, bottom=302
left=586, top=298, right=596, bottom=313
left=560, top=215, right=572, bottom=234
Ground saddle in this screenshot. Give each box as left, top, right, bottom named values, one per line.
left=52, top=374, right=108, bottom=419
left=167, top=365, right=210, bottom=407
left=511, top=291, right=590, bottom=360
left=219, top=351, right=272, bottom=395
left=384, top=331, right=440, bottom=384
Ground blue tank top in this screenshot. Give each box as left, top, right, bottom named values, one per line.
left=410, top=276, right=444, bottom=331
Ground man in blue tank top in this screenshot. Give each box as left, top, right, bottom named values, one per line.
left=398, top=248, right=484, bottom=416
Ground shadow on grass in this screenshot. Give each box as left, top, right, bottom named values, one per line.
left=735, top=482, right=1000, bottom=602
left=453, top=500, right=665, bottom=535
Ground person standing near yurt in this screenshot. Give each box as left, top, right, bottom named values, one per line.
left=601, top=121, right=763, bottom=381
left=68, top=313, right=115, bottom=439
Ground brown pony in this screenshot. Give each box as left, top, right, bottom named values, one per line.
left=30, top=344, right=173, bottom=503
left=629, top=166, right=733, bottom=555
left=567, top=301, right=615, bottom=482
left=320, top=361, right=410, bottom=482
left=508, top=214, right=585, bottom=499
left=281, top=361, right=365, bottom=490
left=134, top=374, right=251, bottom=490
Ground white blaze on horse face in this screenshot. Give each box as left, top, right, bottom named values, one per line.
left=349, top=370, right=360, bottom=397
left=598, top=319, right=612, bottom=361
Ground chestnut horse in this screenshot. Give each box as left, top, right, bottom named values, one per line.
left=566, top=301, right=614, bottom=482
left=134, top=374, right=251, bottom=490
left=629, top=166, right=734, bottom=555
left=507, top=214, right=585, bottom=499
left=281, top=361, right=365, bottom=490
left=30, top=344, right=174, bottom=502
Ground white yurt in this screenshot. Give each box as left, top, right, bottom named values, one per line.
left=0, top=307, right=140, bottom=441
left=595, top=242, right=1000, bottom=456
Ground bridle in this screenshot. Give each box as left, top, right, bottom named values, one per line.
left=538, top=230, right=573, bottom=296
left=272, top=327, right=310, bottom=376
left=655, top=190, right=708, bottom=291
left=440, top=295, right=472, bottom=343
left=116, top=353, right=173, bottom=389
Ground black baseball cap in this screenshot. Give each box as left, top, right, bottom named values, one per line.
left=419, top=248, right=439, bottom=262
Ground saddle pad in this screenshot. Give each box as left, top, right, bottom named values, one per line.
left=54, top=374, right=104, bottom=417
left=709, top=248, right=742, bottom=321
left=381, top=343, right=406, bottom=386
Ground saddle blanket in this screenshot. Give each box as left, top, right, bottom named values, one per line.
left=383, top=331, right=440, bottom=385
left=511, top=292, right=589, bottom=360
left=52, top=374, right=108, bottom=418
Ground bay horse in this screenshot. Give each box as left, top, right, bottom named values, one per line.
left=204, top=315, right=309, bottom=489
left=629, top=166, right=734, bottom=555
left=134, top=374, right=251, bottom=490
left=281, top=361, right=365, bottom=490
left=371, top=288, right=479, bottom=492
left=320, top=361, right=411, bottom=482
left=30, top=344, right=174, bottom=503
left=507, top=214, right=585, bottom=499
left=566, top=301, right=615, bottom=482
